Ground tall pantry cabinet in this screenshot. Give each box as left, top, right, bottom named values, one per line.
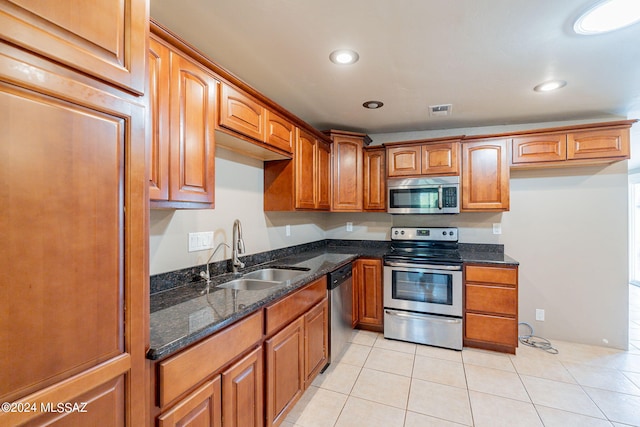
left=0, top=1, right=148, bottom=426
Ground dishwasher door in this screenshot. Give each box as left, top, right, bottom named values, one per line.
left=328, top=263, right=353, bottom=365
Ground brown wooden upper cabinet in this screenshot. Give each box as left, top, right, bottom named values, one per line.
left=363, top=147, right=387, bottom=212
left=219, top=83, right=267, bottom=142
left=267, top=110, right=296, bottom=154
left=325, top=130, right=371, bottom=212
left=511, top=121, right=632, bottom=167
left=296, top=129, right=331, bottom=210
left=148, top=34, right=217, bottom=208
left=461, top=138, right=510, bottom=212
left=263, top=129, right=332, bottom=211
left=218, top=82, right=294, bottom=157
left=387, top=138, right=461, bottom=177
left=0, top=0, right=146, bottom=93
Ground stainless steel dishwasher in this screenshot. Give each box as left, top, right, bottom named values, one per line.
left=325, top=262, right=353, bottom=369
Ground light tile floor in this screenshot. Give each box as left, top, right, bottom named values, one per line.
left=283, top=285, right=640, bottom=427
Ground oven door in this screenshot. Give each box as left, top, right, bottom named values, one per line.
left=383, top=264, right=462, bottom=317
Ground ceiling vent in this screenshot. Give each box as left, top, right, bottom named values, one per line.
left=429, top=104, right=453, bottom=117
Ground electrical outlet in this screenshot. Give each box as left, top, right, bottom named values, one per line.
left=285, top=225, right=291, bottom=237
left=346, top=222, right=353, bottom=232
left=535, top=309, right=545, bottom=321
left=493, top=223, right=502, bottom=234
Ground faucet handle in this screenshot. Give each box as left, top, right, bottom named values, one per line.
left=200, top=271, right=210, bottom=281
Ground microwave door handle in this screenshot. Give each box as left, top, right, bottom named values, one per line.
left=438, top=185, right=443, bottom=209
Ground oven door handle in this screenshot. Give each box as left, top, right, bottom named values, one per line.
left=385, top=310, right=462, bottom=324
left=384, top=261, right=462, bottom=271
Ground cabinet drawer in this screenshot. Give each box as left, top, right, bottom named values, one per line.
left=265, top=277, right=327, bottom=337
left=465, top=312, right=516, bottom=348
left=465, top=265, right=517, bottom=286
left=466, top=284, right=517, bottom=316
left=158, top=310, right=263, bottom=408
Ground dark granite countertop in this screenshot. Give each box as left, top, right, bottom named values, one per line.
left=147, top=239, right=517, bottom=361
left=148, top=250, right=359, bottom=360
left=458, top=243, right=520, bottom=266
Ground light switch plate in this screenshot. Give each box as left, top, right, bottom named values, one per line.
left=346, top=222, right=353, bottom=232
left=188, top=231, right=214, bottom=252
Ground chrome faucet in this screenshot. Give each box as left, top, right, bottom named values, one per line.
left=200, top=242, right=230, bottom=286
left=232, top=219, right=245, bottom=273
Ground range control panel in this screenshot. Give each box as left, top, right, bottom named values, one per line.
left=391, top=227, right=458, bottom=242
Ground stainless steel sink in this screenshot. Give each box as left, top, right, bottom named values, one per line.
left=217, top=279, right=284, bottom=291
left=242, top=268, right=306, bottom=282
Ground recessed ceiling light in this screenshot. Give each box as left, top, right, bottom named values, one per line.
left=574, top=0, right=640, bottom=35
left=329, top=49, right=359, bottom=65
left=362, top=100, right=383, bottom=109
left=533, top=80, right=567, bottom=92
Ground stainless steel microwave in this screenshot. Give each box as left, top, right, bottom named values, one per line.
left=387, top=176, right=460, bottom=214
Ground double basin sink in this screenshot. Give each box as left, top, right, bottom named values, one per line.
left=217, top=268, right=309, bottom=291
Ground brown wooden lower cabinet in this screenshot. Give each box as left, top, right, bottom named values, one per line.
left=151, top=278, right=328, bottom=427
left=222, top=347, right=264, bottom=427
left=464, top=264, right=519, bottom=354
left=265, top=317, right=305, bottom=427
left=354, top=258, right=384, bottom=332
left=158, top=378, right=222, bottom=427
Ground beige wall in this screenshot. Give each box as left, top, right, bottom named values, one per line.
left=149, top=119, right=631, bottom=349
left=502, top=162, right=629, bottom=349
left=149, top=147, right=326, bottom=275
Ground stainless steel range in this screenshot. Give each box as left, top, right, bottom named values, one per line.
left=383, top=227, right=463, bottom=350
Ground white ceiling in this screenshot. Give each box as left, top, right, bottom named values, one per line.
left=151, top=0, right=640, bottom=163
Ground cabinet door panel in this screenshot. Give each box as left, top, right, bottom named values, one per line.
left=304, top=299, right=328, bottom=386
left=387, top=146, right=421, bottom=177
left=422, top=142, right=459, bottom=175
left=219, top=83, right=266, bottom=141
left=169, top=53, right=216, bottom=204
left=332, top=137, right=363, bottom=211
left=567, top=128, right=630, bottom=160
left=22, top=375, right=126, bottom=427
left=512, top=134, right=566, bottom=164
left=363, top=148, right=386, bottom=211
left=222, top=347, right=263, bottom=427
left=356, top=259, right=383, bottom=330
left=0, top=0, right=146, bottom=92
left=266, top=111, right=294, bottom=154
left=158, top=378, right=222, bottom=427
left=295, top=130, right=317, bottom=209
left=148, top=37, right=170, bottom=201
left=0, top=85, right=124, bottom=401
left=265, top=317, right=304, bottom=427
left=316, top=140, right=332, bottom=210
left=461, top=139, right=509, bottom=211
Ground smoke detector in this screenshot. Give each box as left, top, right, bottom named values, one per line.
left=429, top=104, right=453, bottom=117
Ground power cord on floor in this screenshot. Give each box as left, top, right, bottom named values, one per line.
left=518, top=322, right=559, bottom=354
